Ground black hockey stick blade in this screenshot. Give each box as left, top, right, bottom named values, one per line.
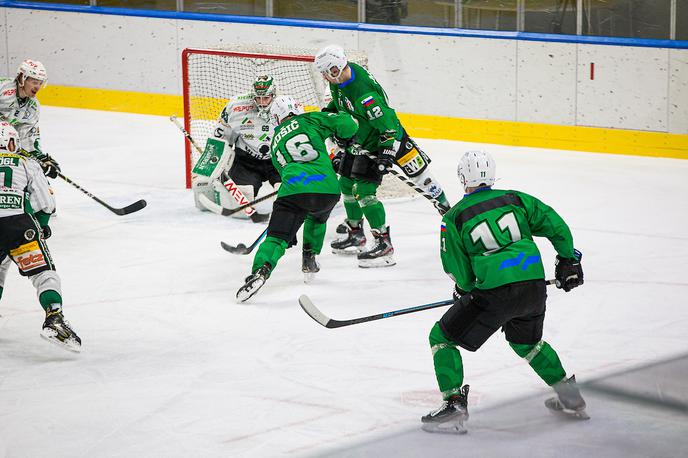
left=106, top=199, right=147, bottom=216
left=220, top=228, right=268, bottom=255
left=298, top=295, right=454, bottom=329
left=220, top=241, right=250, bottom=255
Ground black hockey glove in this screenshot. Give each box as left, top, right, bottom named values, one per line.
left=333, top=135, right=354, bottom=150
left=375, top=148, right=396, bottom=174
left=41, top=225, right=52, bottom=240
left=452, top=285, right=468, bottom=303
left=331, top=150, right=345, bottom=173
left=555, top=249, right=584, bottom=292
left=40, top=155, right=61, bottom=179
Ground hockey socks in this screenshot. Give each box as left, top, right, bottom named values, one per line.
left=302, top=217, right=327, bottom=255
left=340, top=177, right=386, bottom=230
left=429, top=323, right=465, bottom=399
left=39, top=290, right=62, bottom=311
left=510, top=341, right=567, bottom=386
left=251, top=236, right=288, bottom=273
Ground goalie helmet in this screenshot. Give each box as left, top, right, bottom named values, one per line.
left=314, top=45, right=347, bottom=79
left=457, top=150, right=496, bottom=190
left=270, top=95, right=304, bottom=125
left=252, top=75, right=276, bottom=117
left=17, top=59, right=47, bottom=85
left=0, top=121, right=19, bottom=152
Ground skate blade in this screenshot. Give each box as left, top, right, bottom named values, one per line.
left=358, top=255, right=396, bottom=268
left=421, top=420, right=467, bottom=435
left=236, top=277, right=266, bottom=303
left=303, top=272, right=316, bottom=284
left=331, top=247, right=364, bottom=256
left=545, top=398, right=590, bottom=420
left=40, top=330, right=81, bottom=353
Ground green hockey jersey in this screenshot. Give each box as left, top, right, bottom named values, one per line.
left=270, top=111, right=358, bottom=197
left=440, top=188, right=576, bottom=291
left=325, top=62, right=402, bottom=153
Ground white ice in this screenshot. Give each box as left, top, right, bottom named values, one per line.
left=1, top=107, right=687, bottom=457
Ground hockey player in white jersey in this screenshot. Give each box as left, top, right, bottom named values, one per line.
left=0, top=59, right=60, bottom=178
left=0, top=122, right=81, bottom=352
left=193, top=75, right=281, bottom=222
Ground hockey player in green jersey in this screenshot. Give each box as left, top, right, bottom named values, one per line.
left=422, top=150, right=586, bottom=434
left=314, top=45, right=451, bottom=268
left=236, top=96, right=358, bottom=302
left=0, top=122, right=81, bottom=352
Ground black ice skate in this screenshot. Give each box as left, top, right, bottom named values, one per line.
left=421, top=385, right=469, bottom=434
left=331, top=220, right=366, bottom=255
left=236, top=263, right=271, bottom=303
left=357, top=227, right=395, bottom=268
left=302, top=249, right=320, bottom=284
left=41, top=308, right=82, bottom=353
left=545, top=375, right=589, bottom=419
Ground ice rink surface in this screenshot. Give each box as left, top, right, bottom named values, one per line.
left=1, top=107, right=687, bottom=457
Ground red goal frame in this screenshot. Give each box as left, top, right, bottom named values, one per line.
left=181, top=48, right=318, bottom=188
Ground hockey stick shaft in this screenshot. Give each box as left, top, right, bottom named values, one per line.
left=221, top=228, right=268, bottom=254
left=55, top=171, right=147, bottom=215
left=18, top=151, right=146, bottom=215
left=357, top=147, right=447, bottom=215
left=300, top=280, right=557, bottom=329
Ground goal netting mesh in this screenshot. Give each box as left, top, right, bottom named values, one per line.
left=182, top=44, right=415, bottom=200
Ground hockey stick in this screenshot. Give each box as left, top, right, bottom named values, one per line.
left=299, top=279, right=557, bottom=329
left=355, top=146, right=448, bottom=215
left=18, top=151, right=147, bottom=216
left=56, top=171, right=147, bottom=216
left=220, top=228, right=268, bottom=255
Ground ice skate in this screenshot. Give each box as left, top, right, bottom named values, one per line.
left=302, top=249, right=320, bottom=284
left=40, top=308, right=81, bottom=353
left=545, top=375, right=589, bottom=419
left=331, top=220, right=366, bottom=255
left=357, top=227, right=395, bottom=268
left=421, top=385, right=469, bottom=434
left=236, top=263, right=271, bottom=303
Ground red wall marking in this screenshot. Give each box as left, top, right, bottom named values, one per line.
left=590, top=62, right=595, bottom=80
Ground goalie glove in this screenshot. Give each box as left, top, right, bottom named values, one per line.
left=375, top=148, right=396, bottom=174
left=555, top=249, right=584, bottom=292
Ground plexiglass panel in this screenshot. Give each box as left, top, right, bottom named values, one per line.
left=524, top=0, right=576, bottom=35
left=582, top=0, right=671, bottom=39
left=274, top=0, right=357, bottom=22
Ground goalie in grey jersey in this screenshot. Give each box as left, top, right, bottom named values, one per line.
left=193, top=76, right=281, bottom=222
left=0, top=59, right=60, bottom=178
left=0, top=122, right=81, bottom=352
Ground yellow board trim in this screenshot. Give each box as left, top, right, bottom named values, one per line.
left=38, top=85, right=688, bottom=160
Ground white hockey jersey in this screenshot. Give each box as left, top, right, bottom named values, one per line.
left=0, top=79, right=41, bottom=154
left=212, top=93, right=275, bottom=161
left=0, top=152, right=54, bottom=218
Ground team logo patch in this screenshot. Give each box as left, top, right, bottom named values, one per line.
left=9, top=240, right=47, bottom=273
left=440, top=223, right=446, bottom=233
left=24, top=229, right=36, bottom=240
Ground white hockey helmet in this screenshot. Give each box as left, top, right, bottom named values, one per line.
left=270, top=95, right=304, bottom=125
left=457, top=150, right=496, bottom=190
left=17, top=59, right=47, bottom=85
left=314, top=45, right=348, bottom=79
left=0, top=121, right=19, bottom=152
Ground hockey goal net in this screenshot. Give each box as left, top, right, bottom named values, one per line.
left=181, top=45, right=415, bottom=199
